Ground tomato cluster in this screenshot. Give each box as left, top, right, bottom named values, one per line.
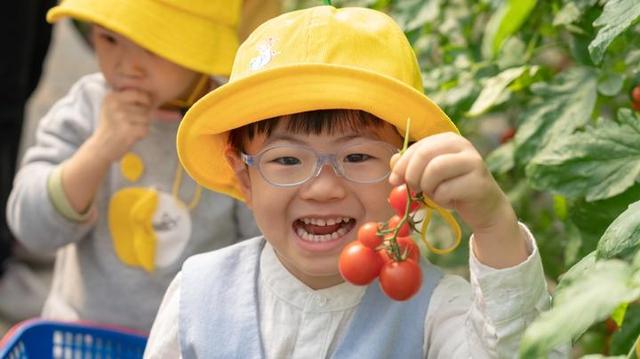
left=338, top=184, right=424, bottom=301
left=632, top=85, right=640, bottom=112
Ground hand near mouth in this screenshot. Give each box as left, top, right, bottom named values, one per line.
left=92, top=88, right=153, bottom=163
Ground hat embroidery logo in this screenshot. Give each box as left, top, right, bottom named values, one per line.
left=250, top=38, right=278, bottom=71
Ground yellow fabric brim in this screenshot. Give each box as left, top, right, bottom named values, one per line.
left=47, top=0, right=238, bottom=75
left=177, top=64, right=459, bottom=202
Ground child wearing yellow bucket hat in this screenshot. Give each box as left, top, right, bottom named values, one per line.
left=144, top=5, right=568, bottom=358
left=5, top=0, right=282, bottom=333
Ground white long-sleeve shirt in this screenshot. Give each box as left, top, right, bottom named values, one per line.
left=144, top=224, right=569, bottom=358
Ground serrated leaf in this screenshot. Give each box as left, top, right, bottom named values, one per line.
left=597, top=201, right=640, bottom=260
left=526, top=109, right=640, bottom=201
left=515, top=67, right=598, bottom=166
left=520, top=260, right=640, bottom=358
left=588, top=0, right=640, bottom=64
left=467, top=66, right=529, bottom=117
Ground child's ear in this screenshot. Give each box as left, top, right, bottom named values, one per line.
left=224, top=147, right=253, bottom=207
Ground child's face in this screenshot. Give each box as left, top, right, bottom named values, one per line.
left=91, top=26, right=201, bottom=109
left=231, top=119, right=404, bottom=289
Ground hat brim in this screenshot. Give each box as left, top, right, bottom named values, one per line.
left=47, top=0, right=238, bottom=75
left=177, top=64, right=458, bottom=201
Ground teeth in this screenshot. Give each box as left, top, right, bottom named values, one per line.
left=299, top=217, right=352, bottom=226
left=296, top=225, right=350, bottom=242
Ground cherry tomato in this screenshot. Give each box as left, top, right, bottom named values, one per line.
left=387, top=215, right=410, bottom=237
left=380, top=236, right=420, bottom=262
left=632, top=85, right=640, bottom=102
left=379, top=259, right=422, bottom=301
left=358, top=222, right=383, bottom=249
left=339, top=241, right=383, bottom=285
left=388, top=184, right=421, bottom=216
left=632, top=100, right=640, bottom=112
left=500, top=127, right=516, bottom=144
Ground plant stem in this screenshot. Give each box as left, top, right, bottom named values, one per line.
left=626, top=333, right=640, bottom=359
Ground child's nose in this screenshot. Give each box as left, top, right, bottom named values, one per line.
left=116, top=43, right=148, bottom=77
left=299, top=165, right=347, bottom=202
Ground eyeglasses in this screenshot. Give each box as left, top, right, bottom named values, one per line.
left=241, top=141, right=399, bottom=187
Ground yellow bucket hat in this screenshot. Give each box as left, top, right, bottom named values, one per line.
left=46, top=0, right=241, bottom=75
left=177, top=6, right=459, bottom=201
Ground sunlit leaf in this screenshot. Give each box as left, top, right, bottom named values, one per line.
left=520, top=260, right=640, bottom=358
left=597, top=201, right=640, bottom=260
left=588, top=0, right=640, bottom=64
left=526, top=109, right=640, bottom=201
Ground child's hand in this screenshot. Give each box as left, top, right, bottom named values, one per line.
left=389, top=132, right=528, bottom=268
left=92, top=89, right=152, bottom=162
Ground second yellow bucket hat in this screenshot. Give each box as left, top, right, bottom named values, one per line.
left=178, top=6, right=459, bottom=201
left=47, top=0, right=242, bottom=75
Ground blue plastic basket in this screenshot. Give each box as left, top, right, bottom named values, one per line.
left=0, top=319, right=148, bottom=359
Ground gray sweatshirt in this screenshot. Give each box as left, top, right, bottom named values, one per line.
left=6, top=73, right=259, bottom=332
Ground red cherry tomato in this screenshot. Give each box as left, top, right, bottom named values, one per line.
left=631, top=85, right=640, bottom=102
left=388, top=184, right=421, bottom=216
left=632, top=100, right=640, bottom=112
left=358, top=222, right=383, bottom=249
left=500, top=127, right=516, bottom=144
left=379, top=236, right=420, bottom=262
left=379, top=259, right=422, bottom=301
left=387, top=215, right=410, bottom=237
left=339, top=241, right=383, bottom=285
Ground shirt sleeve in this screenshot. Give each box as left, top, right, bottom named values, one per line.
left=6, top=75, right=103, bottom=253
left=423, top=223, right=570, bottom=358
left=144, top=272, right=183, bottom=359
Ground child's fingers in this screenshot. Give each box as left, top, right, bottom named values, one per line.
left=117, top=88, right=152, bottom=108
left=417, top=152, right=476, bottom=196
left=393, top=134, right=464, bottom=187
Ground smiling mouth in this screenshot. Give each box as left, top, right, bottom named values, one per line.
left=294, top=217, right=356, bottom=242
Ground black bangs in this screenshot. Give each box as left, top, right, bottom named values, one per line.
left=228, top=110, right=385, bottom=152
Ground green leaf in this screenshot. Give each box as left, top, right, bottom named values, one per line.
left=515, top=67, right=598, bottom=166
left=556, top=250, right=596, bottom=293
left=482, top=0, right=538, bottom=58
left=597, top=201, right=640, bottom=260
left=569, top=184, right=640, bottom=256
left=391, top=0, right=441, bottom=32
left=486, top=141, right=515, bottom=174
left=588, top=0, right=640, bottom=64
left=467, top=66, right=529, bottom=117
left=597, top=71, right=625, bottom=96
left=526, top=109, right=640, bottom=201
left=610, top=304, right=640, bottom=355
left=610, top=302, right=628, bottom=327
left=520, top=260, right=640, bottom=358
left=553, top=3, right=582, bottom=26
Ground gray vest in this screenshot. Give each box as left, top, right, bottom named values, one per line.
left=180, top=237, right=443, bottom=358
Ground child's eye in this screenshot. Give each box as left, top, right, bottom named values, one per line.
left=99, top=33, right=117, bottom=45
left=344, top=153, right=372, bottom=163
left=271, top=156, right=301, bottom=166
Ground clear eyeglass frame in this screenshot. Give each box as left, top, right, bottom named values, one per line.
left=240, top=140, right=400, bottom=188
